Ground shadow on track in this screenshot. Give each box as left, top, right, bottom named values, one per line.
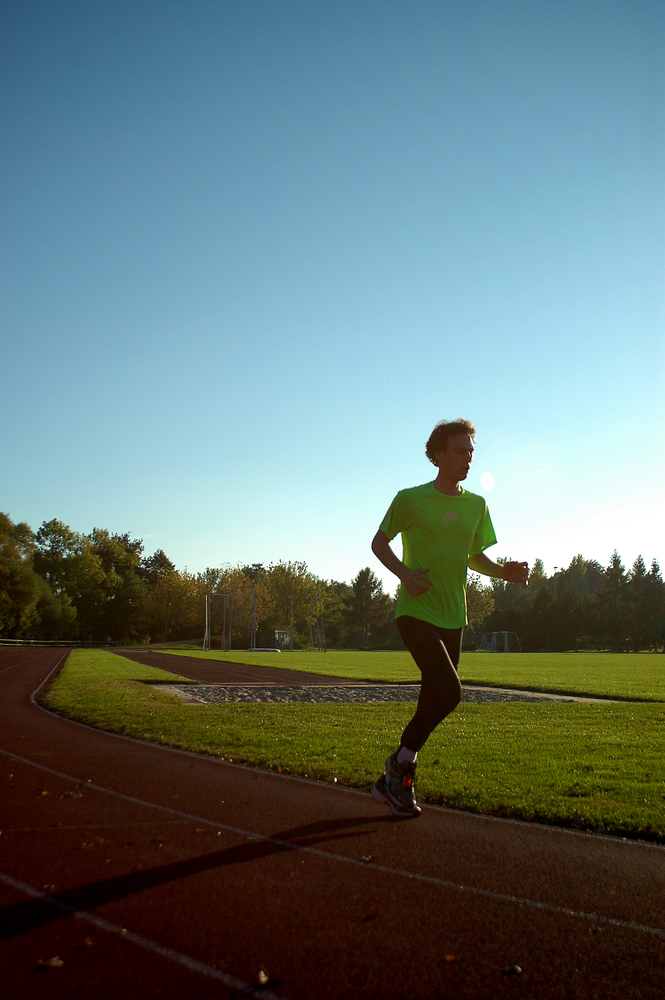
left=1, top=812, right=403, bottom=940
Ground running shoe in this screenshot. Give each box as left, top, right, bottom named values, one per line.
left=371, top=753, right=421, bottom=817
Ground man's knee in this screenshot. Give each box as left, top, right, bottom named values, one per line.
left=426, top=678, right=461, bottom=726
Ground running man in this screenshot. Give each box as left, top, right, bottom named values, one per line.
left=370, top=419, right=528, bottom=817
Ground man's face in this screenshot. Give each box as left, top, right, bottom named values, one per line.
left=434, top=433, right=475, bottom=482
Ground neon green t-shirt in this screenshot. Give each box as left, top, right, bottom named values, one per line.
left=380, top=482, right=497, bottom=629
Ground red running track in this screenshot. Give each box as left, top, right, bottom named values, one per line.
left=1, top=647, right=664, bottom=999
left=115, top=647, right=368, bottom=685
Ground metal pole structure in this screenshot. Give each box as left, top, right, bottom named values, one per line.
left=204, top=593, right=229, bottom=650
left=204, top=593, right=211, bottom=651
left=288, top=596, right=294, bottom=650
left=250, top=585, right=257, bottom=650
left=316, top=589, right=327, bottom=652
left=309, top=595, right=314, bottom=651
left=314, top=591, right=322, bottom=651
left=227, top=587, right=236, bottom=651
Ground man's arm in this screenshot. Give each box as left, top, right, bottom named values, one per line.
left=468, top=552, right=529, bottom=584
left=371, top=529, right=433, bottom=596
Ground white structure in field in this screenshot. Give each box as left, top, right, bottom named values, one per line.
left=274, top=630, right=291, bottom=649
left=479, top=631, right=522, bottom=653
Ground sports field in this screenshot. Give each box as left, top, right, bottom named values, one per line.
left=41, top=649, right=665, bottom=841
left=159, top=647, right=665, bottom=701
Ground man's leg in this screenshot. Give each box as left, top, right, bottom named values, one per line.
left=398, top=616, right=463, bottom=752
left=371, top=616, right=463, bottom=816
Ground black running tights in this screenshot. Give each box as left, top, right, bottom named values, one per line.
left=396, top=615, right=463, bottom=753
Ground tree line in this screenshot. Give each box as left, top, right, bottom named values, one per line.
left=1, top=512, right=663, bottom=651
left=478, top=553, right=665, bottom=652
left=0, top=513, right=395, bottom=648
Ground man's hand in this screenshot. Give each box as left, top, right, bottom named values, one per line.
left=468, top=551, right=528, bottom=583
left=503, top=561, right=529, bottom=585
left=371, top=530, right=432, bottom=597
left=400, top=567, right=432, bottom=596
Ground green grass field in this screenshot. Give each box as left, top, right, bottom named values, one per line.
left=159, top=647, right=665, bottom=702
left=41, top=649, right=665, bottom=842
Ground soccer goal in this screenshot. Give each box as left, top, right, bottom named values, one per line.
left=479, top=631, right=522, bottom=653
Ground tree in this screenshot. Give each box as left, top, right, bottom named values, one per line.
left=65, top=529, right=147, bottom=642
left=528, top=558, right=548, bottom=591
left=562, top=555, right=606, bottom=597
left=33, top=520, right=80, bottom=595
left=523, top=586, right=557, bottom=651
left=465, top=573, right=494, bottom=631
left=140, top=568, right=202, bottom=643
left=208, top=566, right=270, bottom=649
left=139, top=549, right=176, bottom=584
left=241, top=563, right=266, bottom=582
left=318, top=578, right=354, bottom=648
left=489, top=557, right=531, bottom=613
left=346, top=568, right=394, bottom=647
left=596, top=551, right=630, bottom=651
left=0, top=512, right=39, bottom=636
left=646, top=560, right=665, bottom=650
left=555, top=589, right=583, bottom=651
left=0, top=513, right=76, bottom=638
left=619, top=555, right=665, bottom=651
left=258, top=562, right=319, bottom=647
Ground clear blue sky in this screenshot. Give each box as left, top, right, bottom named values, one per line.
left=2, top=0, right=663, bottom=592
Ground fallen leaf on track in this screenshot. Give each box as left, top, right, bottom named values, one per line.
left=36, top=956, right=64, bottom=970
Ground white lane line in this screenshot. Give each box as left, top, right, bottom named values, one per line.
left=0, top=660, right=33, bottom=674
left=2, top=746, right=664, bottom=941
left=0, top=870, right=285, bottom=999
left=0, top=649, right=62, bottom=675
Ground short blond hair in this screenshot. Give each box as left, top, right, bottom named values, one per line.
left=425, top=419, right=476, bottom=465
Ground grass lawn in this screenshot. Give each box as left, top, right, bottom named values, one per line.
left=41, top=649, right=665, bottom=842
left=158, top=647, right=665, bottom=702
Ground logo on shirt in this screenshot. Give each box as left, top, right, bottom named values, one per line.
left=442, top=511, right=458, bottom=523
